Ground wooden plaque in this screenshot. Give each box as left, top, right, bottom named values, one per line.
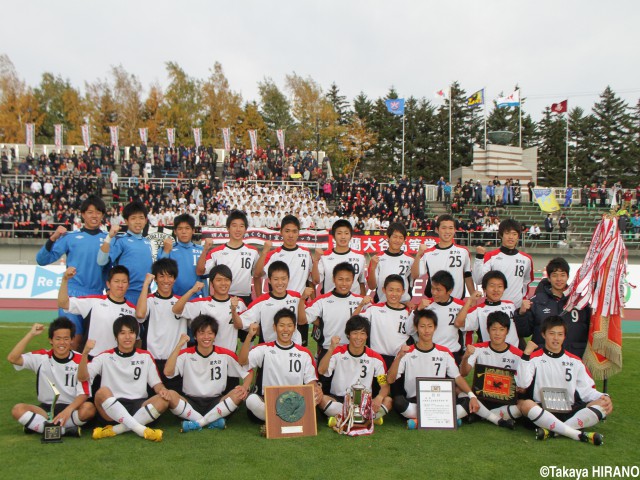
left=264, top=385, right=317, bottom=439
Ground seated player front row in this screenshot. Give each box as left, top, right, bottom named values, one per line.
left=8, top=312, right=612, bottom=445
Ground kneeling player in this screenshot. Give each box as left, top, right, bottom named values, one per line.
left=459, top=311, right=523, bottom=428
left=164, top=314, right=250, bottom=432
left=8, top=319, right=95, bottom=436
left=239, top=309, right=322, bottom=423
left=516, top=316, right=613, bottom=446
left=318, top=315, right=392, bottom=427
left=388, top=309, right=506, bottom=429
left=78, top=315, right=174, bottom=442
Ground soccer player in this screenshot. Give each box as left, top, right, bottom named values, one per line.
left=78, top=315, right=173, bottom=442
left=299, top=262, right=364, bottom=364
left=197, top=210, right=259, bottom=306
left=515, top=257, right=590, bottom=357
left=387, top=309, right=480, bottom=428
left=357, top=275, right=414, bottom=369
left=135, top=259, right=188, bottom=391
left=411, top=214, right=475, bottom=299
left=455, top=271, right=520, bottom=347
left=472, top=218, right=533, bottom=309
left=36, top=195, right=108, bottom=349
left=172, top=265, right=246, bottom=352
left=516, top=316, right=612, bottom=445
left=312, top=219, right=366, bottom=295
left=164, top=315, right=250, bottom=432
left=8, top=319, right=96, bottom=436
left=459, top=311, right=523, bottom=428
left=239, top=309, right=322, bottom=423
left=367, top=222, right=413, bottom=303
left=236, top=261, right=302, bottom=345
left=58, top=265, right=136, bottom=358
left=318, top=315, right=391, bottom=426
left=98, top=200, right=154, bottom=304
left=157, top=213, right=206, bottom=299
left=254, top=214, right=313, bottom=345
left=417, top=270, right=467, bottom=364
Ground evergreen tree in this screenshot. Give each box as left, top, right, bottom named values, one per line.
left=537, top=108, right=567, bottom=186
left=257, top=77, right=293, bottom=146
left=353, top=92, right=373, bottom=123
left=326, top=82, right=350, bottom=125
left=568, top=107, right=599, bottom=186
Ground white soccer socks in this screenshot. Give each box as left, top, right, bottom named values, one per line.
left=201, top=398, right=237, bottom=427
left=528, top=405, right=581, bottom=441
left=246, top=394, right=266, bottom=421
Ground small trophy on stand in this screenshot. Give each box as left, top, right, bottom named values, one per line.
left=350, top=380, right=367, bottom=425
left=41, top=377, right=62, bottom=443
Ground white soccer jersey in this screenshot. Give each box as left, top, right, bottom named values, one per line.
left=141, top=293, right=188, bottom=360
left=204, top=243, right=259, bottom=297
left=396, top=344, right=460, bottom=398
left=169, top=346, right=249, bottom=398
left=517, top=348, right=602, bottom=404
left=466, top=342, right=523, bottom=371
left=417, top=244, right=472, bottom=299
left=361, top=303, right=415, bottom=357
left=305, top=291, right=364, bottom=349
left=248, top=342, right=317, bottom=395
left=14, top=350, right=89, bottom=404
left=473, top=247, right=534, bottom=308
left=463, top=301, right=519, bottom=347
left=371, top=251, right=414, bottom=302
left=264, top=246, right=313, bottom=294
left=66, top=295, right=136, bottom=357
left=424, top=297, right=466, bottom=353
left=323, top=345, right=387, bottom=397
left=88, top=348, right=161, bottom=400
left=240, top=291, right=302, bottom=344
left=181, top=296, right=247, bottom=352
left=318, top=249, right=366, bottom=294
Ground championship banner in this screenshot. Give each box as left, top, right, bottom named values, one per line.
left=81, top=124, right=90, bottom=149
left=533, top=188, right=560, bottom=213
left=25, top=123, right=35, bottom=149
left=139, top=127, right=148, bottom=144
left=54, top=124, right=63, bottom=150
left=471, top=365, right=516, bottom=404
left=109, top=126, right=119, bottom=148
left=167, top=128, right=175, bottom=148
left=344, top=230, right=439, bottom=254
left=201, top=227, right=329, bottom=249
left=248, top=129, right=258, bottom=152
left=193, top=127, right=201, bottom=148
left=222, top=128, right=231, bottom=151
left=276, top=129, right=285, bottom=152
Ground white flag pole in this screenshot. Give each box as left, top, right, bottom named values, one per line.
left=518, top=88, right=522, bottom=149
left=483, top=87, right=487, bottom=150
left=448, top=87, right=452, bottom=183
left=565, top=106, right=569, bottom=189
left=401, top=113, right=405, bottom=177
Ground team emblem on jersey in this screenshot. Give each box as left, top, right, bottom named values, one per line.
left=148, top=232, right=173, bottom=261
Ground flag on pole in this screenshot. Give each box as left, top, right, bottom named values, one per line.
left=551, top=99, right=568, bottom=114
left=565, top=216, right=625, bottom=379
left=496, top=90, right=520, bottom=108
left=248, top=130, right=258, bottom=152
left=532, top=188, right=561, bottom=212
left=385, top=98, right=405, bottom=115
left=25, top=123, right=35, bottom=149
left=276, top=129, right=285, bottom=151
left=467, top=89, right=485, bottom=108
left=81, top=125, right=90, bottom=149
left=222, top=128, right=231, bottom=151
left=193, top=128, right=201, bottom=148
left=435, top=88, right=450, bottom=100
left=139, top=127, right=148, bottom=144
left=167, top=128, right=175, bottom=148
left=109, top=126, right=119, bottom=148
left=54, top=124, right=63, bottom=150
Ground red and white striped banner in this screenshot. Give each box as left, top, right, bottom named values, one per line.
left=167, top=128, right=175, bottom=148
left=81, top=124, right=90, bottom=149
left=248, top=129, right=258, bottom=152
left=139, top=127, right=148, bottom=144
left=25, top=123, right=35, bottom=149
left=109, top=126, right=119, bottom=148
left=54, top=124, right=63, bottom=150
left=222, top=128, right=231, bottom=151
left=276, top=129, right=285, bottom=152
left=193, top=127, right=201, bottom=148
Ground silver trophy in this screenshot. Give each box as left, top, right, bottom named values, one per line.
left=541, top=387, right=572, bottom=413
left=42, top=377, right=62, bottom=443
left=350, top=380, right=367, bottom=425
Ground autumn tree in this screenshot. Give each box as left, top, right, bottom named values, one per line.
left=201, top=62, right=243, bottom=147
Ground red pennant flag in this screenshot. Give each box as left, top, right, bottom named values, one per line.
left=551, top=100, right=568, bottom=113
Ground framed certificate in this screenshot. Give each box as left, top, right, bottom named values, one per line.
left=416, top=378, right=457, bottom=430
left=472, top=364, right=516, bottom=405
